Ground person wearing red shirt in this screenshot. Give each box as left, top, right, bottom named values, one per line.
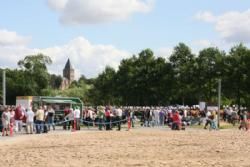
left=105, top=107, right=111, bottom=130
left=15, top=105, right=24, bottom=132
left=172, top=110, right=181, bottom=130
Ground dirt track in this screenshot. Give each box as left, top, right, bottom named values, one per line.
left=0, top=129, right=249, bottom=167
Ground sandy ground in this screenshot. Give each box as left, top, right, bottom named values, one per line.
left=0, top=128, right=250, bottom=167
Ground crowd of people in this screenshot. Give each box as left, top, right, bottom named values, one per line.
left=80, top=106, right=127, bottom=131
left=80, top=106, right=221, bottom=131
left=1, top=105, right=60, bottom=136
left=1, top=104, right=250, bottom=137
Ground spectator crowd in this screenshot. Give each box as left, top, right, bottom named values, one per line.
left=1, top=104, right=250, bottom=137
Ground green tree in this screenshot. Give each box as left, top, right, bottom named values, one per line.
left=18, top=53, right=52, bottom=94
left=115, top=49, right=174, bottom=105
left=196, top=47, right=225, bottom=102
left=50, top=74, right=62, bottom=89
left=169, top=43, right=195, bottom=105
left=223, top=44, right=250, bottom=107
left=89, top=66, right=116, bottom=105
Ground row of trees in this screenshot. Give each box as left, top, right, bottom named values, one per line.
left=89, top=43, right=250, bottom=107
left=0, top=54, right=52, bottom=104
left=0, top=54, right=93, bottom=104
left=1, top=43, right=250, bottom=107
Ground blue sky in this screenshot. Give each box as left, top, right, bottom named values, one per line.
left=0, top=0, right=250, bottom=78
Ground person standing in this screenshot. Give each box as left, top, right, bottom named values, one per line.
left=127, top=109, right=131, bottom=131
left=145, top=108, right=150, bottom=127
left=64, top=108, right=75, bottom=130
left=63, top=107, right=71, bottom=130
left=86, top=107, right=95, bottom=128
left=210, top=111, right=217, bottom=130
left=159, top=109, right=165, bottom=126
left=43, top=108, right=49, bottom=133
left=105, top=107, right=111, bottom=130
left=47, top=106, right=55, bottom=131
left=35, top=106, right=45, bottom=134
left=204, top=110, right=212, bottom=129
left=14, top=105, right=24, bottom=132
left=74, top=107, right=81, bottom=130
left=84, top=108, right=90, bottom=128
left=239, top=111, right=248, bottom=131
left=116, top=107, right=123, bottom=131
left=2, top=107, right=10, bottom=136
left=10, top=107, right=15, bottom=136
left=154, top=108, right=160, bottom=127
left=130, top=109, right=135, bottom=128
left=97, top=106, right=105, bottom=130
left=25, top=108, right=34, bottom=134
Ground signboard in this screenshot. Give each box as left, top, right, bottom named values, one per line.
left=207, top=106, right=219, bottom=111
left=199, top=102, right=206, bottom=111
left=16, top=96, right=33, bottom=109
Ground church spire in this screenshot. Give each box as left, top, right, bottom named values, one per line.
left=61, top=58, right=75, bottom=90
left=64, top=58, right=73, bottom=69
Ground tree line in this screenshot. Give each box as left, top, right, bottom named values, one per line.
left=1, top=43, right=250, bottom=107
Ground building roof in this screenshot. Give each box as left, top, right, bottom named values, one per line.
left=64, top=58, right=73, bottom=69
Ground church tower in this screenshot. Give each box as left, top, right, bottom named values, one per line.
left=63, top=58, right=75, bottom=84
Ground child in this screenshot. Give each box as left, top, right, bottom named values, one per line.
left=10, top=107, right=15, bottom=136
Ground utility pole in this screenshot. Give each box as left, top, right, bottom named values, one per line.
left=217, top=79, right=221, bottom=129
left=2, top=69, right=6, bottom=106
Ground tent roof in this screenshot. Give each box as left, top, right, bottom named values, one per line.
left=41, top=99, right=78, bottom=104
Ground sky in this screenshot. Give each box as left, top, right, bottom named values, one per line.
left=0, top=0, right=250, bottom=79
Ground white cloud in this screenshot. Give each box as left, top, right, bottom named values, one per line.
left=192, top=40, right=214, bottom=49
left=191, top=40, right=218, bottom=54
left=0, top=36, right=130, bottom=79
left=0, top=29, right=31, bottom=46
left=195, top=9, right=250, bottom=43
left=47, top=0, right=68, bottom=12
left=41, top=37, right=130, bottom=78
left=47, top=0, right=154, bottom=25
left=0, top=46, right=37, bottom=69
left=195, top=11, right=215, bottom=23
left=156, top=47, right=172, bottom=59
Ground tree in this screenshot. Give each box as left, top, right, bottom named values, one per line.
left=89, top=66, right=116, bottom=105
left=115, top=55, right=137, bottom=105
left=114, top=49, right=174, bottom=105
left=18, top=53, right=52, bottom=94
left=169, top=43, right=196, bottom=105
left=196, top=47, right=225, bottom=102
left=50, top=74, right=62, bottom=89
left=223, top=44, right=250, bottom=107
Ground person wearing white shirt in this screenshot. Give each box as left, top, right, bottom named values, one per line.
left=116, top=107, right=123, bottom=131
left=154, top=109, right=160, bottom=126
left=25, top=108, right=34, bottom=134
left=204, top=111, right=212, bottom=129
left=2, top=107, right=11, bottom=136
left=74, top=107, right=81, bottom=130
left=47, top=106, right=55, bottom=131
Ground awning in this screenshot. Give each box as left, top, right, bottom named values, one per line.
left=41, top=99, right=78, bottom=104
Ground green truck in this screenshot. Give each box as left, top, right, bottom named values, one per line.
left=16, top=96, right=84, bottom=122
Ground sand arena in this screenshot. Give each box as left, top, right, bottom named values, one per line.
left=0, top=128, right=250, bottom=167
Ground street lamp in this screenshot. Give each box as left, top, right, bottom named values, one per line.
left=217, top=78, right=221, bottom=129
left=2, top=69, right=6, bottom=106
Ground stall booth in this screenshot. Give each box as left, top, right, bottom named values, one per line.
left=16, top=96, right=83, bottom=122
